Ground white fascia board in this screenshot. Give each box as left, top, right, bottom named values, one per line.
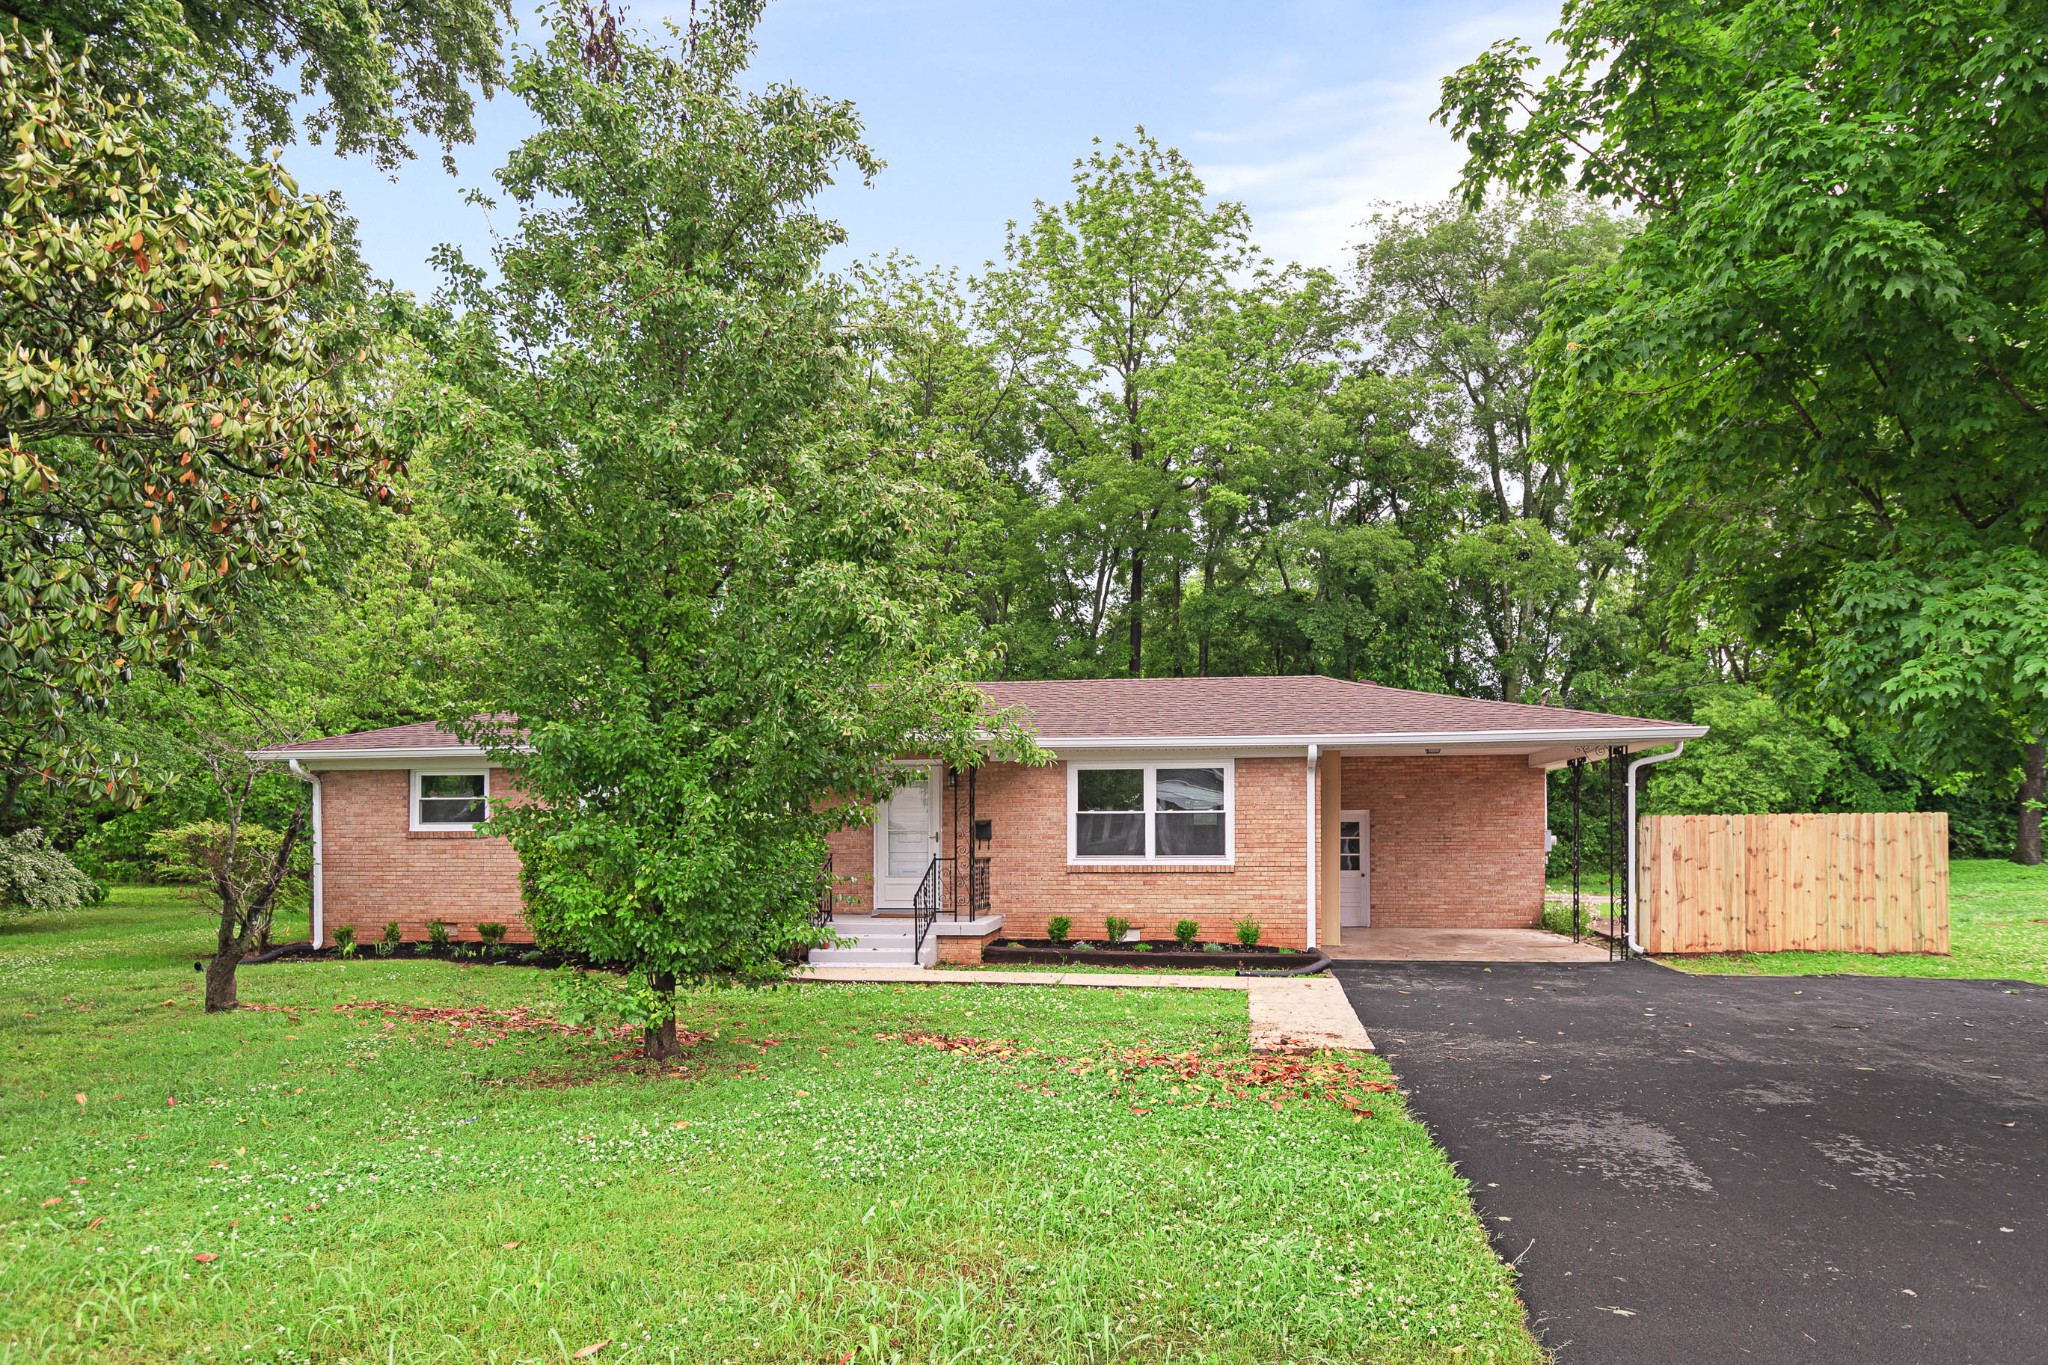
left=1036, top=725, right=1707, bottom=754
left=247, top=746, right=489, bottom=765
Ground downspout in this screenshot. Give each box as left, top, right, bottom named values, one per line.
left=1624, top=742, right=1685, bottom=957
left=1305, top=744, right=1320, bottom=949
left=287, top=760, right=324, bottom=949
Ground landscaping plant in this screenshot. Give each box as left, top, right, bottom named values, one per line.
left=1046, top=916, right=1072, bottom=944
left=477, top=921, right=508, bottom=947
left=1104, top=915, right=1131, bottom=944
left=427, top=919, right=453, bottom=952
left=332, top=924, right=357, bottom=958
left=377, top=921, right=403, bottom=957
left=1234, top=916, right=1263, bottom=949
left=1174, top=918, right=1200, bottom=948
left=0, top=829, right=100, bottom=922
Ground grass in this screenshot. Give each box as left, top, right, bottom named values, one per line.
left=1, top=889, right=1539, bottom=1365
left=1667, top=857, right=2048, bottom=984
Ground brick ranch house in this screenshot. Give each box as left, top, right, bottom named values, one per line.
left=255, top=675, right=1702, bottom=965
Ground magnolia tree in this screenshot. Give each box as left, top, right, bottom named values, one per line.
left=0, top=34, right=399, bottom=800
left=430, top=2, right=1032, bottom=1057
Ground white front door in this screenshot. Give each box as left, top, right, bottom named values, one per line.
left=1338, top=811, right=1371, bottom=927
left=874, top=764, right=941, bottom=908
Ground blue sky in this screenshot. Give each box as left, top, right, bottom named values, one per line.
left=289, top=0, right=1561, bottom=298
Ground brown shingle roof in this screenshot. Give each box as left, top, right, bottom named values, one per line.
left=260, top=720, right=473, bottom=754
left=977, top=675, right=1692, bottom=741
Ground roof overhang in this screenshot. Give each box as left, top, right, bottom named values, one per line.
left=1035, top=725, right=1705, bottom=762
left=248, top=746, right=487, bottom=765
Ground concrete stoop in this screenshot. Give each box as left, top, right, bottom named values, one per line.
left=807, top=915, right=940, bottom=969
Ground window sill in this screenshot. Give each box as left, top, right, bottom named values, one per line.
left=406, top=828, right=488, bottom=839
left=1066, top=862, right=1235, bottom=875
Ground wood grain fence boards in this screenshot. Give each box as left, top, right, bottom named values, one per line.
left=1636, top=812, right=1948, bottom=956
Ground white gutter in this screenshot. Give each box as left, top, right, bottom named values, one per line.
left=287, top=760, right=324, bottom=948
left=1624, top=742, right=1686, bottom=957
left=1030, top=724, right=1706, bottom=752
left=1305, top=744, right=1320, bottom=949
left=251, top=745, right=486, bottom=762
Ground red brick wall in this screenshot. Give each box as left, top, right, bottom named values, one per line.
left=1339, top=755, right=1546, bottom=928
left=319, top=767, right=530, bottom=945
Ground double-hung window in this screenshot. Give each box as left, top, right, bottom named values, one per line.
left=1070, top=761, right=1232, bottom=862
left=412, top=770, right=488, bottom=830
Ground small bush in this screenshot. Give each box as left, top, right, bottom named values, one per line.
left=1174, top=918, right=1199, bottom=948
left=1046, top=915, right=1071, bottom=944
left=1233, top=915, right=1263, bottom=948
left=426, top=919, right=452, bottom=951
left=1131, top=941, right=1153, bottom=953
left=1202, top=941, right=1224, bottom=954
left=332, top=924, right=357, bottom=958
left=476, top=921, right=508, bottom=946
left=376, top=920, right=403, bottom=956
left=1072, top=940, right=1094, bottom=951
left=1104, top=914, right=1131, bottom=944
left=0, top=828, right=101, bottom=920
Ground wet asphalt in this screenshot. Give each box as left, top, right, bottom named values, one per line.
left=1331, top=960, right=2048, bottom=1364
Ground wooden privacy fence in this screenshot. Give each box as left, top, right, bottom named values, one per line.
left=1637, top=812, right=1949, bottom=955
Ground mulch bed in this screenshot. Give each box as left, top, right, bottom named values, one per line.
left=983, top=939, right=1322, bottom=970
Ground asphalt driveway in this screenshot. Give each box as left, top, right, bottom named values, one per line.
left=1333, top=961, right=2048, bottom=1364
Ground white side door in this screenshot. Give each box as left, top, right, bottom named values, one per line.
left=1338, top=811, right=1371, bottom=927
left=874, top=764, right=940, bottom=908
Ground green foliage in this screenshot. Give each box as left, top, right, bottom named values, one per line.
left=1104, top=915, right=1131, bottom=944
left=146, top=819, right=305, bottom=918
left=426, top=4, right=1035, bottom=1045
left=1046, top=915, right=1072, bottom=944
left=426, top=919, right=452, bottom=951
left=1174, top=917, right=1199, bottom=948
left=1233, top=915, right=1262, bottom=949
left=476, top=921, right=507, bottom=947
left=0, top=34, right=399, bottom=799
left=1440, top=0, right=2048, bottom=851
left=332, top=923, right=356, bottom=958
left=7, top=0, right=511, bottom=174
left=0, top=826, right=99, bottom=918
left=377, top=921, right=402, bottom=956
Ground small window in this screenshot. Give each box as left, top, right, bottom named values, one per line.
left=414, top=771, right=487, bottom=829
left=1070, top=761, right=1232, bottom=862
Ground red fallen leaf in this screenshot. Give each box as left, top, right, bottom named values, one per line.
left=86, top=1216, right=103, bottom=1229
left=572, top=1343, right=608, bottom=1359
left=165, top=1096, right=176, bottom=1107
left=502, top=1241, right=520, bottom=1249
left=42, top=1197, right=62, bottom=1207
left=193, top=1252, right=217, bottom=1263
left=70, top=1177, right=87, bottom=1184
left=75, top=1092, right=86, bottom=1108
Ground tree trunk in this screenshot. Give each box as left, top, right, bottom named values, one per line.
left=643, top=971, right=681, bottom=1059
left=205, top=909, right=242, bottom=1012
left=2016, top=735, right=2046, bottom=867
left=1127, top=546, right=1145, bottom=676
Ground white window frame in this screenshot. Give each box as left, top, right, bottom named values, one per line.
left=410, top=766, right=490, bottom=832
left=1066, top=757, right=1235, bottom=865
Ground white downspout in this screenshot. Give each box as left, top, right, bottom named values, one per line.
left=1305, top=744, right=1320, bottom=949
left=1624, top=742, right=1685, bottom=957
left=288, top=760, right=324, bottom=948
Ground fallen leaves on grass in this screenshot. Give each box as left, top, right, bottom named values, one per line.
left=572, top=1341, right=608, bottom=1358
left=893, top=1033, right=1398, bottom=1116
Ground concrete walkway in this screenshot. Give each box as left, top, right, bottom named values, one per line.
left=1327, top=926, right=1611, bottom=963
left=790, top=965, right=1373, bottom=1052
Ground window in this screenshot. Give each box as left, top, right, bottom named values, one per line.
left=1069, top=761, right=1232, bottom=862
left=413, top=770, right=488, bottom=830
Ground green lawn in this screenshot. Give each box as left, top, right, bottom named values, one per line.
left=1, top=889, right=1538, bottom=1365
left=1666, top=858, right=2048, bottom=984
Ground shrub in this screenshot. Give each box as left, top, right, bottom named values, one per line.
left=377, top=920, right=403, bottom=956
left=1072, top=940, right=1094, bottom=951
left=1046, top=915, right=1071, bottom=944
left=1202, top=941, right=1224, bottom=954
left=0, top=828, right=101, bottom=920
left=1233, top=916, right=1263, bottom=948
left=332, top=924, right=357, bottom=958
left=1104, top=914, right=1130, bottom=944
left=1174, top=918, right=1199, bottom=948
left=477, top=921, right=508, bottom=946
left=426, top=919, right=452, bottom=951
left=1131, top=941, right=1152, bottom=952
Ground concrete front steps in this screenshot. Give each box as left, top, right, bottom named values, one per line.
left=807, top=912, right=1005, bottom=968
left=807, top=914, right=939, bottom=968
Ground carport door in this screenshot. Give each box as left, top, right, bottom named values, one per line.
left=1338, top=811, right=1370, bottom=927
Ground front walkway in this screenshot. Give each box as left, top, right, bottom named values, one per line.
left=791, top=965, right=1374, bottom=1052
left=1329, top=926, right=1611, bottom=963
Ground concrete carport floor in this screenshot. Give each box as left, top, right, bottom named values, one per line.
left=1326, top=926, right=1612, bottom=963
left=1333, top=960, right=2048, bottom=1364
